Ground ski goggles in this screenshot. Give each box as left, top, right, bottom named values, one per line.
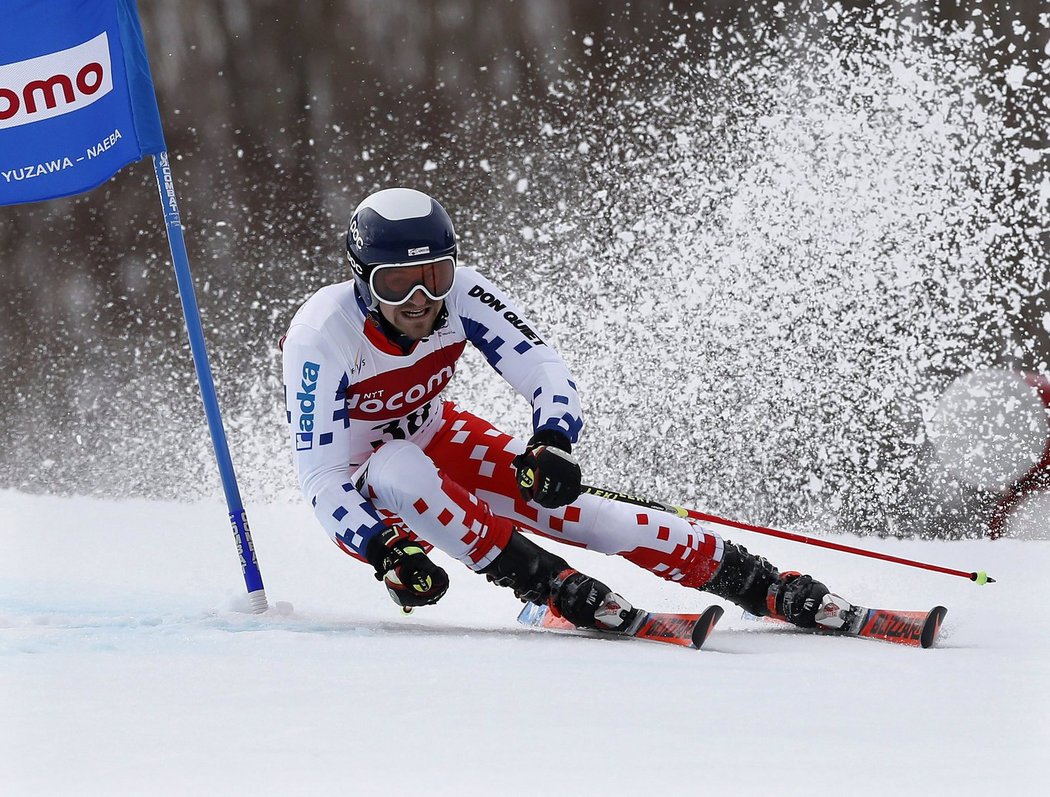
left=368, top=256, right=456, bottom=306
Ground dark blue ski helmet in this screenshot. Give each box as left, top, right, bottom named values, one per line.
left=346, top=188, right=457, bottom=308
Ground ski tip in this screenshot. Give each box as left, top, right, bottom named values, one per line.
left=690, top=604, right=725, bottom=649
left=920, top=605, right=948, bottom=649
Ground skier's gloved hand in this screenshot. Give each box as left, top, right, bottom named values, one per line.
left=513, top=430, right=582, bottom=509
left=365, top=529, right=449, bottom=608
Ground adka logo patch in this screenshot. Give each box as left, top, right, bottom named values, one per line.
left=0, top=32, right=114, bottom=130
left=295, top=360, right=320, bottom=450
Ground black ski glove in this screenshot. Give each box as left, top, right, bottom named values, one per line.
left=513, top=430, right=582, bottom=509
left=365, top=529, right=449, bottom=608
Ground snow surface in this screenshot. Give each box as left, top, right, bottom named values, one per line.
left=2, top=490, right=1046, bottom=796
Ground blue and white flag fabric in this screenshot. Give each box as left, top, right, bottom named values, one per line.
left=0, top=0, right=165, bottom=206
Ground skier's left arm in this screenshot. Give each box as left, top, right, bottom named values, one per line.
left=453, top=269, right=584, bottom=441
left=451, top=268, right=585, bottom=507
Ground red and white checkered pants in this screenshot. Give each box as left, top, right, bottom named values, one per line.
left=358, top=402, right=724, bottom=587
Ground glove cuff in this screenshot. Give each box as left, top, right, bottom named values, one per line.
left=527, top=428, right=572, bottom=454
left=365, top=528, right=404, bottom=574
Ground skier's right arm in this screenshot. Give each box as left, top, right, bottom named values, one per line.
left=281, top=324, right=387, bottom=562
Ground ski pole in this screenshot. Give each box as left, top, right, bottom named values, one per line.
left=581, top=485, right=996, bottom=585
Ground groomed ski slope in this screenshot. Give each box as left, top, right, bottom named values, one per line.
left=2, top=490, right=1046, bottom=796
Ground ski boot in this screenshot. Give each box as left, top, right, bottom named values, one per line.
left=767, top=572, right=834, bottom=628
left=548, top=567, right=641, bottom=632
left=480, top=529, right=638, bottom=632
left=704, top=541, right=851, bottom=630
left=701, top=540, right=777, bottom=616
left=769, top=573, right=861, bottom=630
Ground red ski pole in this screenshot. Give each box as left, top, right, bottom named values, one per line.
left=582, top=485, right=996, bottom=584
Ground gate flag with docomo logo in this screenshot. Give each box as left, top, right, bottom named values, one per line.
left=0, top=1, right=269, bottom=611
left=0, top=0, right=165, bottom=206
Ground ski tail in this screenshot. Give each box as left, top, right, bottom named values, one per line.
left=854, top=605, right=948, bottom=648
left=920, top=606, right=949, bottom=648
left=690, top=604, right=724, bottom=648
left=632, top=605, right=724, bottom=648
left=517, top=603, right=724, bottom=650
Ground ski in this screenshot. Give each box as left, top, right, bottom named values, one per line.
left=747, top=603, right=948, bottom=648
left=516, top=602, right=724, bottom=650
left=850, top=605, right=948, bottom=648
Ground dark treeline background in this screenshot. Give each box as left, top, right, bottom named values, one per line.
left=1, top=0, right=1046, bottom=536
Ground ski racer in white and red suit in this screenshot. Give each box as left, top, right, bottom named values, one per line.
left=281, top=187, right=836, bottom=631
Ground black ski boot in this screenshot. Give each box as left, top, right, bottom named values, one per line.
left=480, top=530, right=637, bottom=631
left=702, top=541, right=834, bottom=629
left=548, top=568, right=638, bottom=631
left=701, top=541, right=779, bottom=616
left=767, top=572, right=832, bottom=628
left=480, top=528, right=568, bottom=603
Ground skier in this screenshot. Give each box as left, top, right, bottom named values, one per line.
left=282, top=187, right=841, bottom=633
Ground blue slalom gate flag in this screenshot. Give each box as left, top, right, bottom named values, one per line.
left=0, top=0, right=165, bottom=205
left=1, top=0, right=268, bottom=611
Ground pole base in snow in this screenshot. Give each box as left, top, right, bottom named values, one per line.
left=247, top=589, right=268, bottom=614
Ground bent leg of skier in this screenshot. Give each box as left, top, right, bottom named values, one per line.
left=359, top=437, right=639, bottom=631
left=424, top=403, right=841, bottom=629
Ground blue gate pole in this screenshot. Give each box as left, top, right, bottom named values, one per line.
left=152, top=151, right=267, bottom=613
